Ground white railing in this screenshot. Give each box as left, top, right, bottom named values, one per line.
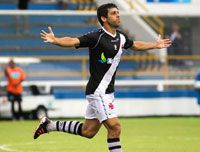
left=0, top=79, right=195, bottom=93
left=0, top=10, right=96, bottom=16
left=1, top=79, right=199, bottom=117
left=0, top=9, right=200, bottom=17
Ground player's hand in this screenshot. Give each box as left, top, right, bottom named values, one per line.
left=156, top=34, right=171, bottom=49
left=40, top=26, right=56, bottom=43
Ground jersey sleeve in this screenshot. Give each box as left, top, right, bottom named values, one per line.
left=76, top=31, right=98, bottom=48
left=123, top=33, right=134, bottom=49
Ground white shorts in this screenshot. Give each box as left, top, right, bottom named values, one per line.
left=85, top=93, right=117, bottom=123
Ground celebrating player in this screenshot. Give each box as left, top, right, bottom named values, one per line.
left=34, top=3, right=171, bottom=152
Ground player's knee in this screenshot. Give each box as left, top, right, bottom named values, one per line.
left=85, top=133, right=96, bottom=139
left=108, top=123, right=121, bottom=137
left=81, top=126, right=98, bottom=139
left=82, top=130, right=96, bottom=139
left=114, top=123, right=121, bottom=136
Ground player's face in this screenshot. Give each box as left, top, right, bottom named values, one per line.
left=9, top=60, right=15, bottom=68
left=106, top=7, right=120, bottom=28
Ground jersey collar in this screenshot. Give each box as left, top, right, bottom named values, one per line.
left=101, top=27, right=117, bottom=38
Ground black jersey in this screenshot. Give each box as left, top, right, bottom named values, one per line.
left=77, top=28, right=133, bottom=95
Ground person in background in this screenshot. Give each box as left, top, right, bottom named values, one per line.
left=16, top=0, right=29, bottom=34
left=4, top=59, right=26, bottom=120
left=167, top=22, right=184, bottom=66
left=58, top=0, right=70, bottom=10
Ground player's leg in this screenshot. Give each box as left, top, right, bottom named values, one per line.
left=7, top=92, right=16, bottom=120
left=81, top=119, right=101, bottom=138
left=33, top=118, right=101, bottom=139
left=34, top=117, right=83, bottom=139
left=103, top=117, right=122, bottom=152
left=93, top=93, right=122, bottom=152
left=11, top=100, right=16, bottom=119
left=47, top=118, right=101, bottom=139
left=34, top=97, right=102, bottom=139
left=16, top=94, right=23, bottom=119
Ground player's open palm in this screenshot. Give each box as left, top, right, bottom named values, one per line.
left=156, top=34, right=171, bottom=49
left=40, top=26, right=55, bottom=43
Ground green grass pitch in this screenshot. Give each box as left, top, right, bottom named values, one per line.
left=0, top=117, right=200, bottom=152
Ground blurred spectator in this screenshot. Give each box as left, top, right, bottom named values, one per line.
left=58, top=0, right=70, bottom=9
left=16, top=0, right=29, bottom=34
left=18, top=0, right=29, bottom=9
left=5, top=59, right=26, bottom=120
left=167, top=22, right=184, bottom=66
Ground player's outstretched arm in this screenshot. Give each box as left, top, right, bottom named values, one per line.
left=131, top=35, right=171, bottom=51
left=40, top=26, right=80, bottom=47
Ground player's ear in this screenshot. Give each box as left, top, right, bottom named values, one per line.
left=101, top=16, right=107, bottom=24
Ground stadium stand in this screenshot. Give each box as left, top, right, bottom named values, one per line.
left=0, top=0, right=198, bottom=82
left=0, top=1, right=98, bottom=81
left=0, top=0, right=97, bottom=10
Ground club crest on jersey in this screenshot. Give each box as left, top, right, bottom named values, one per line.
left=98, top=52, right=113, bottom=64
left=114, top=44, right=117, bottom=50
left=109, top=103, right=114, bottom=110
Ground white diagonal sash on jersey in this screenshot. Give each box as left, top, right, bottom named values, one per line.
left=94, top=34, right=126, bottom=95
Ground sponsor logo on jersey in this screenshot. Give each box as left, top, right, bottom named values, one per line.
left=111, top=38, right=119, bottom=42
left=98, top=52, right=107, bottom=63
left=107, top=58, right=113, bottom=64
left=98, top=52, right=113, bottom=64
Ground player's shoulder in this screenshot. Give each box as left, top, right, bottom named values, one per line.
left=117, top=29, right=127, bottom=37
left=83, top=28, right=104, bottom=36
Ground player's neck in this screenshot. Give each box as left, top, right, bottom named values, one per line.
left=103, top=25, right=117, bottom=37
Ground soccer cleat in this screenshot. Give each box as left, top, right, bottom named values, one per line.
left=33, top=117, right=50, bottom=139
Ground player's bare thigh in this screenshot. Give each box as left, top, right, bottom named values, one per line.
left=81, top=119, right=102, bottom=138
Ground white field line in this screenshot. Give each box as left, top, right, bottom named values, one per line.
left=0, top=141, right=56, bottom=152
left=0, top=145, right=18, bottom=152
left=11, top=141, right=56, bottom=146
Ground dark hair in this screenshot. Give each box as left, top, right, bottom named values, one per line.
left=97, top=3, right=118, bottom=26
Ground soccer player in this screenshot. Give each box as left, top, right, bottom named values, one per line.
left=34, top=3, right=171, bottom=152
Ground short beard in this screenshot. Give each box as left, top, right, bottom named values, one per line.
left=107, top=19, right=119, bottom=28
